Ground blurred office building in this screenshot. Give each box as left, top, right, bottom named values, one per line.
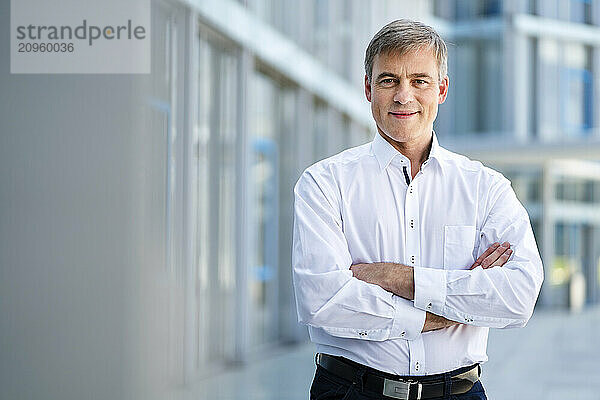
left=431, top=0, right=600, bottom=311
left=2, top=0, right=600, bottom=398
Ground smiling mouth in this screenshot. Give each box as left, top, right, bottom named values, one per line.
left=389, top=111, right=419, bottom=119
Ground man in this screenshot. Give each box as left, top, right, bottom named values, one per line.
left=292, top=19, right=543, bottom=400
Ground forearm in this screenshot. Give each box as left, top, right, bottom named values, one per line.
left=349, top=264, right=463, bottom=332
left=350, top=262, right=415, bottom=300
left=423, top=312, right=461, bottom=332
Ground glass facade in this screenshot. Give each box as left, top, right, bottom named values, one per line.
left=191, top=2, right=375, bottom=368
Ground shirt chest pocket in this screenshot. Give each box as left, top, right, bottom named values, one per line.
left=444, top=225, right=477, bottom=269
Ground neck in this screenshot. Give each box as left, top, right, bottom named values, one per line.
left=379, top=131, right=433, bottom=177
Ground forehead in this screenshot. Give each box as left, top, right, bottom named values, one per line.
left=373, top=47, right=438, bottom=75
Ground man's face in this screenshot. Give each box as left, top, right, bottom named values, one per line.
left=365, top=48, right=448, bottom=147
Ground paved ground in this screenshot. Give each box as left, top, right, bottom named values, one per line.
left=483, top=305, right=600, bottom=399
left=183, top=305, right=600, bottom=399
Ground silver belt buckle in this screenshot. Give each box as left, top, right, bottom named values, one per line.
left=383, top=378, right=422, bottom=400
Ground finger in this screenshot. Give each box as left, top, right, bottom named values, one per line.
left=471, top=242, right=507, bottom=269
left=482, top=242, right=511, bottom=268
left=481, top=243, right=510, bottom=268
left=471, top=243, right=500, bottom=269
left=491, top=249, right=513, bottom=267
left=481, top=242, right=511, bottom=268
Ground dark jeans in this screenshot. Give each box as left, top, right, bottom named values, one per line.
left=310, top=365, right=487, bottom=400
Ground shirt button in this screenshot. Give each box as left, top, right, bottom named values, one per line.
left=401, top=331, right=406, bottom=337
left=415, top=362, right=420, bottom=371
left=410, top=256, right=415, bottom=264
left=409, top=219, right=414, bottom=228
left=427, top=303, right=432, bottom=310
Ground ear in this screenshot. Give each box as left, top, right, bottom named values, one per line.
left=364, top=75, right=372, bottom=102
left=438, top=75, right=449, bottom=104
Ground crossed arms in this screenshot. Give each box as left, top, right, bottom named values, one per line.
left=350, top=242, right=514, bottom=332
left=292, top=171, right=544, bottom=341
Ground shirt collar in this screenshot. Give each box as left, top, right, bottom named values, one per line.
left=371, top=131, right=446, bottom=172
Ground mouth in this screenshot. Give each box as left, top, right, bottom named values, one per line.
left=389, top=111, right=419, bottom=119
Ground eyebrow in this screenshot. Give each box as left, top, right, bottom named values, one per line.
left=375, top=72, right=435, bottom=81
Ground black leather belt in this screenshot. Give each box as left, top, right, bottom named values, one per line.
left=316, top=353, right=480, bottom=400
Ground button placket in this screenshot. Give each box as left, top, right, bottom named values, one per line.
left=405, top=184, right=420, bottom=267
left=408, top=336, right=426, bottom=375
left=402, top=175, right=425, bottom=376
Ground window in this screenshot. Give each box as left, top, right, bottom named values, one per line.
left=561, top=67, right=593, bottom=135
left=313, top=0, right=329, bottom=64
left=569, top=0, right=592, bottom=24
left=453, top=38, right=503, bottom=135
left=562, top=44, right=593, bottom=136
left=313, top=99, right=328, bottom=160
left=454, top=0, right=502, bottom=20
left=538, top=41, right=593, bottom=138
left=196, top=32, right=240, bottom=365
left=248, top=70, right=297, bottom=349
left=555, top=177, right=598, bottom=203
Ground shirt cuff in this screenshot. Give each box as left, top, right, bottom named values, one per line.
left=389, top=295, right=426, bottom=341
left=413, top=267, right=447, bottom=315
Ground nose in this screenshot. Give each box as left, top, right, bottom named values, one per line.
left=393, top=81, right=414, bottom=105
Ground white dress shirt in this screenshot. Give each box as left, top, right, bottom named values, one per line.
left=292, top=132, right=544, bottom=376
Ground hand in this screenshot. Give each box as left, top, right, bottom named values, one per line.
left=470, top=242, right=512, bottom=270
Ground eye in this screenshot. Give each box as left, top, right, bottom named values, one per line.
left=414, top=79, right=428, bottom=85
left=379, top=78, right=397, bottom=86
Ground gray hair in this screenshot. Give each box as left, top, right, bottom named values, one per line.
left=364, top=19, right=448, bottom=83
